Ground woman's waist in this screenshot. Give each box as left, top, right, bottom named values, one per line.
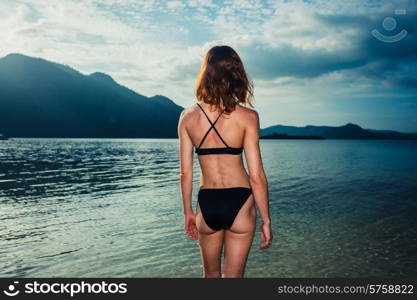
left=199, top=171, right=250, bottom=189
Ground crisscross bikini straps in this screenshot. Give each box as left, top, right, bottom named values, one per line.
left=196, top=103, right=229, bottom=149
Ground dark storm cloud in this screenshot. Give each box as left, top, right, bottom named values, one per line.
left=241, top=43, right=369, bottom=79
left=240, top=4, right=417, bottom=87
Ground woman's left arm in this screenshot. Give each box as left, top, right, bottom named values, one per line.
left=177, top=109, right=198, bottom=240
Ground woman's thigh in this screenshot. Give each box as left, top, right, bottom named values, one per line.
left=196, top=204, right=224, bottom=277
left=223, top=195, right=256, bottom=277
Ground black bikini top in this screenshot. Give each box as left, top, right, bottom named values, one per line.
left=195, top=103, right=243, bottom=156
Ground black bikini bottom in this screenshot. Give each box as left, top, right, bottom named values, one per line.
left=197, top=187, right=253, bottom=231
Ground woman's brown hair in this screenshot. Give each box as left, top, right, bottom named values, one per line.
left=195, top=45, right=254, bottom=114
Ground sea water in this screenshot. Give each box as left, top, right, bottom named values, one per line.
left=0, top=138, right=416, bottom=277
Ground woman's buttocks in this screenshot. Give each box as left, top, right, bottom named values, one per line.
left=198, top=155, right=250, bottom=188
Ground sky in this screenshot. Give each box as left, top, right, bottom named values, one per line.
left=0, top=0, right=416, bottom=132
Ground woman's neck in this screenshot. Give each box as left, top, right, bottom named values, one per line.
left=198, top=101, right=225, bottom=112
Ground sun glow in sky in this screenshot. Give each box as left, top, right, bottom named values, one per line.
left=1, top=0, right=416, bottom=131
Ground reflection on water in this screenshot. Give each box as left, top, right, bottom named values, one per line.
left=0, top=138, right=416, bottom=277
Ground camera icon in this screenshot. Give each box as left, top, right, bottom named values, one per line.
left=3, top=281, right=20, bottom=297
left=371, top=9, right=408, bottom=43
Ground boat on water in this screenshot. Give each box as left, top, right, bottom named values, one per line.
left=0, top=133, right=8, bottom=140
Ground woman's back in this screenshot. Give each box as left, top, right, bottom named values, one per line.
left=186, top=101, right=252, bottom=188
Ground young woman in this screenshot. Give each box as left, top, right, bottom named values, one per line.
left=178, top=45, right=272, bottom=278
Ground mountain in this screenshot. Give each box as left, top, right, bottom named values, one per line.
left=1, top=53, right=415, bottom=140
left=0, top=53, right=183, bottom=138
left=260, top=123, right=417, bottom=140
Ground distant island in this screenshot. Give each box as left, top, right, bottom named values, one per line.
left=260, top=123, right=417, bottom=140
left=260, top=133, right=325, bottom=139
left=0, top=53, right=416, bottom=140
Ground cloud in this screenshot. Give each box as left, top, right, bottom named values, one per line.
left=0, top=0, right=416, bottom=131
left=166, top=1, right=186, bottom=11
left=187, top=1, right=417, bottom=88
left=240, top=42, right=369, bottom=79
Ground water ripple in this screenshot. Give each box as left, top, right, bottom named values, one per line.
left=0, top=138, right=416, bottom=277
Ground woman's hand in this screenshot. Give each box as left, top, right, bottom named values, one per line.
left=259, top=222, right=273, bottom=249
left=184, top=212, right=198, bottom=240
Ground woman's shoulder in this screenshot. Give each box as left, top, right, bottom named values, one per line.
left=235, top=104, right=259, bottom=123
left=236, top=103, right=257, bottom=113
left=182, top=103, right=199, bottom=115
left=181, top=102, right=258, bottom=121
left=178, top=104, right=200, bottom=127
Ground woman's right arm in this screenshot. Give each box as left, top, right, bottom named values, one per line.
left=243, top=110, right=273, bottom=249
